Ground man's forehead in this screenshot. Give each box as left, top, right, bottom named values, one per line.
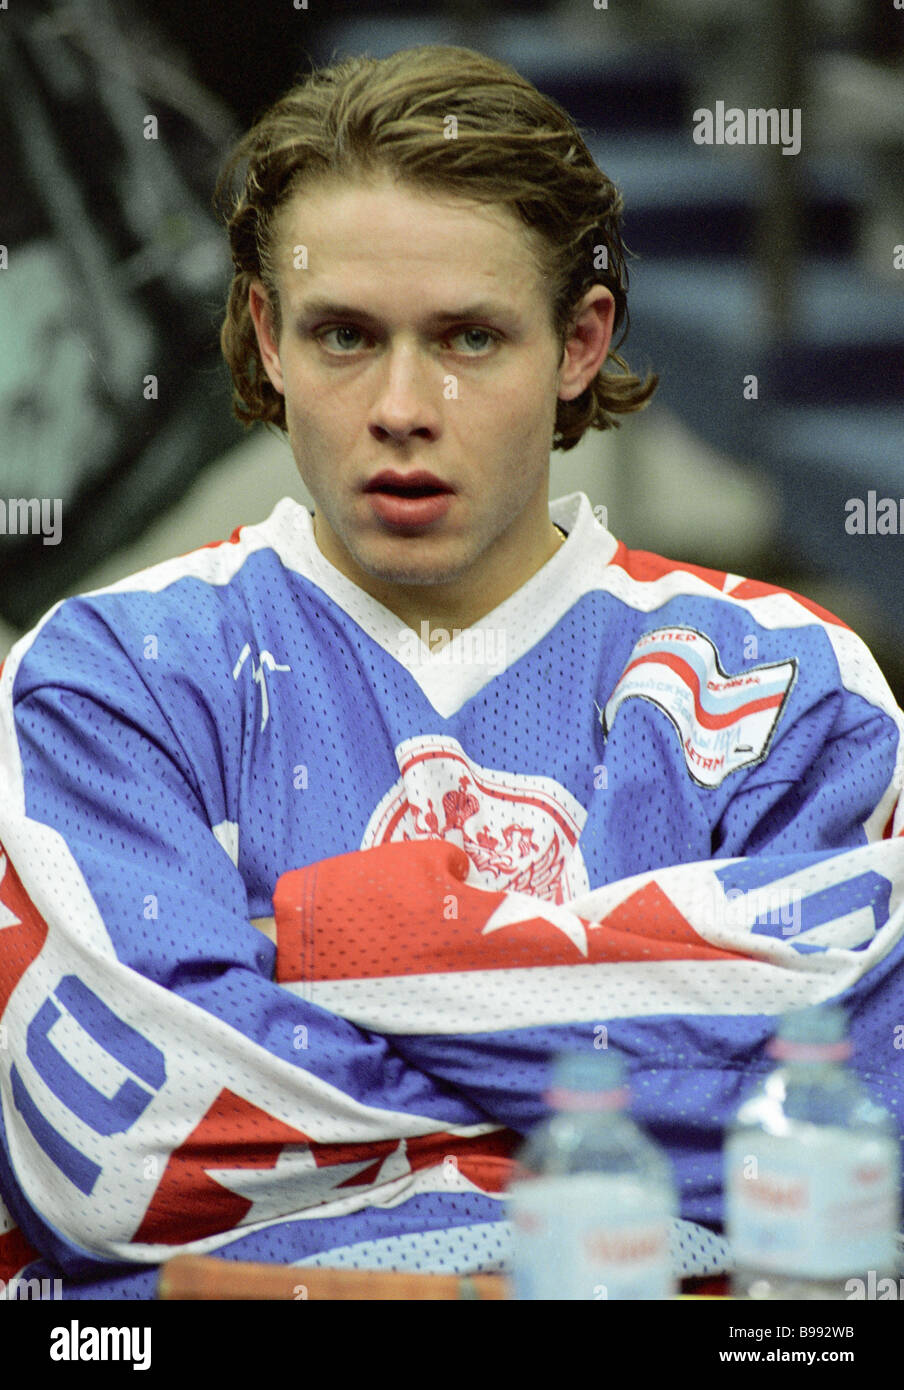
left=269, top=176, right=548, bottom=309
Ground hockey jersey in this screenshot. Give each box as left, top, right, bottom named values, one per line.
left=1, top=490, right=902, bottom=1299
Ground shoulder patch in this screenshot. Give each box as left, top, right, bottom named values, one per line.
left=602, top=626, right=797, bottom=788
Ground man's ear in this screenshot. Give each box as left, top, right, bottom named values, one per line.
left=248, top=281, right=286, bottom=395
left=556, top=286, right=615, bottom=402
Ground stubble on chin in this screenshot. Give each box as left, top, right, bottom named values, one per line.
left=345, top=542, right=480, bottom=592
left=311, top=510, right=473, bottom=592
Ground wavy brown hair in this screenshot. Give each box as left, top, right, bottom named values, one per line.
left=215, top=45, right=657, bottom=451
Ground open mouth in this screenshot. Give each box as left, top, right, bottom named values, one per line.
left=364, top=472, right=453, bottom=497
left=371, top=482, right=447, bottom=498
left=363, top=472, right=455, bottom=528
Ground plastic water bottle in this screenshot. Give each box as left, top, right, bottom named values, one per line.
left=506, top=1051, right=677, bottom=1300
left=725, top=1004, right=901, bottom=1299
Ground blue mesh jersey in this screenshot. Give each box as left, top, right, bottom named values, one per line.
left=1, top=491, right=902, bottom=1299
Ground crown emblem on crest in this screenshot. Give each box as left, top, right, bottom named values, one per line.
left=361, top=738, right=589, bottom=902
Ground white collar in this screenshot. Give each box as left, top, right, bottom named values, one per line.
left=275, top=492, right=617, bottom=716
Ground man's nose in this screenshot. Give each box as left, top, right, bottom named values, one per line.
left=369, top=342, right=441, bottom=442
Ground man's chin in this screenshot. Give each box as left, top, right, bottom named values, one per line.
left=355, top=552, right=473, bottom=591
left=313, top=514, right=489, bottom=598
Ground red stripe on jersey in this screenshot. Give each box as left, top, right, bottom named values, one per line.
left=619, top=652, right=786, bottom=730
left=273, top=840, right=507, bottom=983
left=609, top=544, right=850, bottom=630
left=0, top=844, right=50, bottom=1017
left=402, top=1128, right=519, bottom=1194
left=610, top=542, right=728, bottom=592
left=134, top=1089, right=311, bottom=1244
left=134, top=1085, right=516, bottom=1244
left=597, top=880, right=744, bottom=963
left=726, top=577, right=850, bottom=629
left=273, top=841, right=746, bottom=984
left=321, top=1128, right=518, bottom=1193
left=0, top=1224, right=43, bottom=1284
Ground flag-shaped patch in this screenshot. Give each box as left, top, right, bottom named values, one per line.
left=602, top=627, right=796, bottom=788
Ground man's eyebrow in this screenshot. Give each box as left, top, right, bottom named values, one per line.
left=293, top=298, right=518, bottom=326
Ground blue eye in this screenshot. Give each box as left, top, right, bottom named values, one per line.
left=319, top=326, right=365, bottom=351
left=315, top=324, right=500, bottom=356
left=451, top=328, right=497, bottom=353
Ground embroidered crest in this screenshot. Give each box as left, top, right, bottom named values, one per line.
left=602, top=626, right=796, bottom=788
left=361, top=736, right=589, bottom=903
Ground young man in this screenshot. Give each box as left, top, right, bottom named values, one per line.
left=0, top=45, right=902, bottom=1300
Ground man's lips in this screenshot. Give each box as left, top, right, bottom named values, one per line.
left=363, top=471, right=455, bottom=529
left=363, top=471, right=454, bottom=497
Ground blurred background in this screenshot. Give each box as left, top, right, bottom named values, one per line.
left=1, top=0, right=902, bottom=702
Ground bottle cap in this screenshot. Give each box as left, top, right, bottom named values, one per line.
left=767, top=1004, right=852, bottom=1061
left=546, top=1051, right=630, bottom=1110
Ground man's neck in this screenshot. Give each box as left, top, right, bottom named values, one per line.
left=371, top=523, right=565, bottom=642
left=315, top=516, right=566, bottom=645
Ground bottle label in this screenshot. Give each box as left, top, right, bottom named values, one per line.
left=508, top=1173, right=675, bottom=1300
left=725, top=1130, right=900, bottom=1280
